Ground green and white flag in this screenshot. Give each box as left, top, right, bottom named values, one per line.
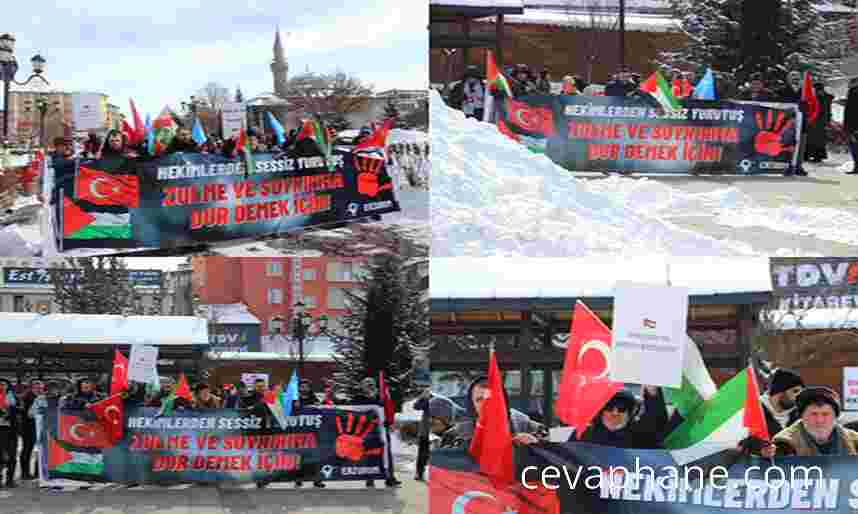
left=663, top=335, right=718, bottom=418
left=664, top=367, right=751, bottom=465
left=640, top=71, right=682, bottom=112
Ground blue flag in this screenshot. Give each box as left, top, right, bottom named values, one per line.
left=191, top=117, right=207, bottom=145
left=280, top=371, right=299, bottom=418
left=693, top=68, right=716, bottom=100
left=145, top=114, right=154, bottom=154
left=265, top=111, right=286, bottom=145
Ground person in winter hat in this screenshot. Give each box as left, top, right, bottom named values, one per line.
left=0, top=380, right=18, bottom=488
left=763, top=387, right=858, bottom=456
left=569, top=387, right=668, bottom=449
left=761, top=368, right=803, bottom=437
left=448, top=65, right=485, bottom=120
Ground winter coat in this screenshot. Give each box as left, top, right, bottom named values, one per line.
left=773, top=422, right=858, bottom=456
left=535, top=78, right=552, bottom=95
left=193, top=394, right=222, bottom=409
left=762, top=397, right=800, bottom=439
left=845, top=86, right=858, bottom=134
left=164, top=138, right=200, bottom=154
left=570, top=388, right=668, bottom=449
left=60, top=380, right=104, bottom=410
left=19, top=392, right=37, bottom=437
left=605, top=79, right=631, bottom=98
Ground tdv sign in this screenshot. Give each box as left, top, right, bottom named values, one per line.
left=771, top=258, right=858, bottom=310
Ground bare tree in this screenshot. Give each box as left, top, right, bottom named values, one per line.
left=197, top=82, right=230, bottom=113
left=285, top=71, right=374, bottom=120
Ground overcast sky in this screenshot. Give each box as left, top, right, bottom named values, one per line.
left=4, top=0, right=427, bottom=121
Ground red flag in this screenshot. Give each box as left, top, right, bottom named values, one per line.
left=355, top=119, right=394, bottom=151
left=58, top=415, right=111, bottom=448
left=379, top=371, right=395, bottom=426
left=121, top=120, right=135, bottom=145
left=75, top=166, right=140, bottom=208
left=110, top=350, right=129, bottom=396
left=175, top=374, right=193, bottom=402
left=469, top=349, right=514, bottom=486
left=555, top=301, right=623, bottom=437
left=86, top=394, right=124, bottom=444
left=743, top=363, right=769, bottom=441
left=129, top=99, right=144, bottom=144
left=0, top=392, right=8, bottom=411
left=323, top=385, right=333, bottom=406
left=802, top=72, right=819, bottom=125
left=62, top=196, right=96, bottom=237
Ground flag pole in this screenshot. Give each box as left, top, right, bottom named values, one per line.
left=748, top=357, right=775, bottom=466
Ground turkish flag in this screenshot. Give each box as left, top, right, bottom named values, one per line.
left=355, top=119, right=394, bottom=151
left=743, top=363, right=769, bottom=441
left=469, top=350, right=514, bottom=486
left=801, top=72, right=820, bottom=125
left=555, top=301, right=623, bottom=437
left=505, top=98, right=556, bottom=137
left=59, top=415, right=111, bottom=448
left=75, top=166, right=140, bottom=208
left=379, top=370, right=395, bottom=426
left=110, top=350, right=129, bottom=396
left=429, top=465, right=560, bottom=514
left=86, top=394, right=124, bottom=445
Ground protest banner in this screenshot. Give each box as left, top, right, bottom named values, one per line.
left=844, top=367, right=858, bottom=411
left=52, top=147, right=400, bottom=251
left=495, top=94, right=800, bottom=175
left=128, top=345, right=159, bottom=386
left=610, top=282, right=689, bottom=388
left=221, top=102, right=245, bottom=140
left=43, top=402, right=389, bottom=484
left=72, top=93, right=107, bottom=132
left=430, top=445, right=858, bottom=514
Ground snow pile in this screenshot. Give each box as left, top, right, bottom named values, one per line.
left=0, top=224, right=41, bottom=256
left=430, top=89, right=755, bottom=256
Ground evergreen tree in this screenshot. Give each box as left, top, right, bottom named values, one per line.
left=330, top=254, right=428, bottom=410
left=384, top=98, right=401, bottom=121
left=660, top=0, right=836, bottom=89
left=49, top=257, right=137, bottom=314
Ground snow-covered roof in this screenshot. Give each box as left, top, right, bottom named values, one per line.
left=480, top=9, right=680, bottom=32
left=431, top=257, right=773, bottom=299
left=816, top=1, right=858, bottom=14
left=431, top=0, right=524, bottom=7
left=770, top=308, right=858, bottom=331
left=523, top=0, right=670, bottom=10
left=201, top=304, right=260, bottom=325
left=209, top=334, right=335, bottom=362
left=0, top=313, right=209, bottom=345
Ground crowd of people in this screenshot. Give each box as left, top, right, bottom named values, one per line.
left=422, top=367, right=858, bottom=469
left=445, top=62, right=858, bottom=177
left=0, top=373, right=405, bottom=491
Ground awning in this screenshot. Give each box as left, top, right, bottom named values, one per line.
left=0, top=313, right=209, bottom=345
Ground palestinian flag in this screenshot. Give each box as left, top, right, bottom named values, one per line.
left=75, top=166, right=139, bottom=208
left=640, top=71, right=682, bottom=112
left=297, top=119, right=334, bottom=170
left=664, top=366, right=763, bottom=465
left=48, top=438, right=104, bottom=476
left=236, top=128, right=257, bottom=175
left=63, top=196, right=132, bottom=240
left=662, top=335, right=718, bottom=418
left=486, top=50, right=513, bottom=98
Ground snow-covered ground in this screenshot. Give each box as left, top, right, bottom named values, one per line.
left=431, top=89, right=858, bottom=256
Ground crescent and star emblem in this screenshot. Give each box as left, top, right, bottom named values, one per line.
left=513, top=108, right=539, bottom=131
left=452, top=491, right=510, bottom=514
left=105, top=405, right=121, bottom=425
left=69, top=423, right=94, bottom=443
left=89, top=177, right=112, bottom=199
left=577, top=339, right=611, bottom=379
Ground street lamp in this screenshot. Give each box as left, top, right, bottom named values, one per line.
left=23, top=94, right=61, bottom=147
left=292, top=301, right=328, bottom=378
left=0, top=35, right=50, bottom=147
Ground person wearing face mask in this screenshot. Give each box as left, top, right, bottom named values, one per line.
left=568, top=387, right=667, bottom=448
left=761, top=387, right=858, bottom=457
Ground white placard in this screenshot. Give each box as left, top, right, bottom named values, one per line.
left=128, top=345, right=159, bottom=386
left=241, top=373, right=269, bottom=388
left=844, top=368, right=858, bottom=411
left=72, top=93, right=106, bottom=131
left=221, top=102, right=245, bottom=139
left=610, top=281, right=689, bottom=388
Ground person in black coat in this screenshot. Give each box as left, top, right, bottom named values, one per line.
left=844, top=78, right=858, bottom=175
left=568, top=387, right=668, bottom=448
left=164, top=128, right=200, bottom=154
left=351, top=377, right=401, bottom=488
left=760, top=368, right=803, bottom=438
left=0, top=380, right=18, bottom=488
left=806, top=83, right=833, bottom=163
left=293, top=379, right=325, bottom=489
left=18, top=380, right=42, bottom=480
left=778, top=70, right=809, bottom=176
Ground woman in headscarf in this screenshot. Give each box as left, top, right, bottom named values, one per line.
left=568, top=387, right=668, bottom=449
left=561, top=75, right=579, bottom=96
left=441, top=376, right=547, bottom=449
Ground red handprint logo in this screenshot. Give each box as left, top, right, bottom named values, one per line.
left=753, top=110, right=795, bottom=157
left=355, top=153, right=393, bottom=198
left=335, top=412, right=383, bottom=463
left=847, top=261, right=858, bottom=284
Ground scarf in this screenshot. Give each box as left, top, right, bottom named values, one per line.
left=799, top=423, right=847, bottom=456
left=761, top=394, right=793, bottom=430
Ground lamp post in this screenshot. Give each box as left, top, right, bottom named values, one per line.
left=0, top=35, right=50, bottom=147
left=291, top=301, right=328, bottom=378
left=24, top=94, right=61, bottom=147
